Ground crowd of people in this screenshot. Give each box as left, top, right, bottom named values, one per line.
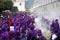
left=0, top=12, right=46, bottom=40
left=0, top=12, right=60, bottom=40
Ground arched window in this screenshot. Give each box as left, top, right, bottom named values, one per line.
left=20, top=3, right=21, bottom=5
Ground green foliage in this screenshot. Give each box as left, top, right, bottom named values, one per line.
left=0, top=2, right=4, bottom=10
left=11, top=6, right=18, bottom=12
left=0, top=0, right=13, bottom=11
left=4, top=1, right=13, bottom=10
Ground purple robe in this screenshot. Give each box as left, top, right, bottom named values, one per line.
left=57, top=29, right=60, bottom=36
left=51, top=22, right=59, bottom=33
left=28, top=24, right=35, bottom=30
left=37, top=30, right=46, bottom=40
left=33, top=30, right=38, bottom=37
left=39, top=36, right=46, bottom=40
left=37, top=30, right=42, bottom=36
left=2, top=23, right=8, bottom=31
left=1, top=32, right=9, bottom=40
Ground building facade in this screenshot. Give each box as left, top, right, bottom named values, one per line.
left=12, top=0, right=26, bottom=11
left=31, top=0, right=60, bottom=21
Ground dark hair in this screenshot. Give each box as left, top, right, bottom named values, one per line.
left=55, top=19, right=58, bottom=21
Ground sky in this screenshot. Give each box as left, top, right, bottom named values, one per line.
left=25, top=0, right=34, bottom=9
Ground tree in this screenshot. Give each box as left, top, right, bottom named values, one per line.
left=0, top=0, right=4, bottom=11
left=4, top=1, right=13, bottom=10
left=0, top=0, right=13, bottom=12
left=11, top=6, right=18, bottom=12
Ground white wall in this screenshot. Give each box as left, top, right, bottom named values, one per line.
left=12, top=0, right=26, bottom=11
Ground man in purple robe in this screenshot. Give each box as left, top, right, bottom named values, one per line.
left=27, top=30, right=34, bottom=40
left=54, top=19, right=60, bottom=31
left=50, top=19, right=60, bottom=34
left=37, top=30, right=46, bottom=40
left=14, top=31, right=20, bottom=40
left=27, top=25, right=38, bottom=40
left=21, top=28, right=27, bottom=40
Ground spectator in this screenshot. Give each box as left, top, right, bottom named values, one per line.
left=37, top=30, right=46, bottom=40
